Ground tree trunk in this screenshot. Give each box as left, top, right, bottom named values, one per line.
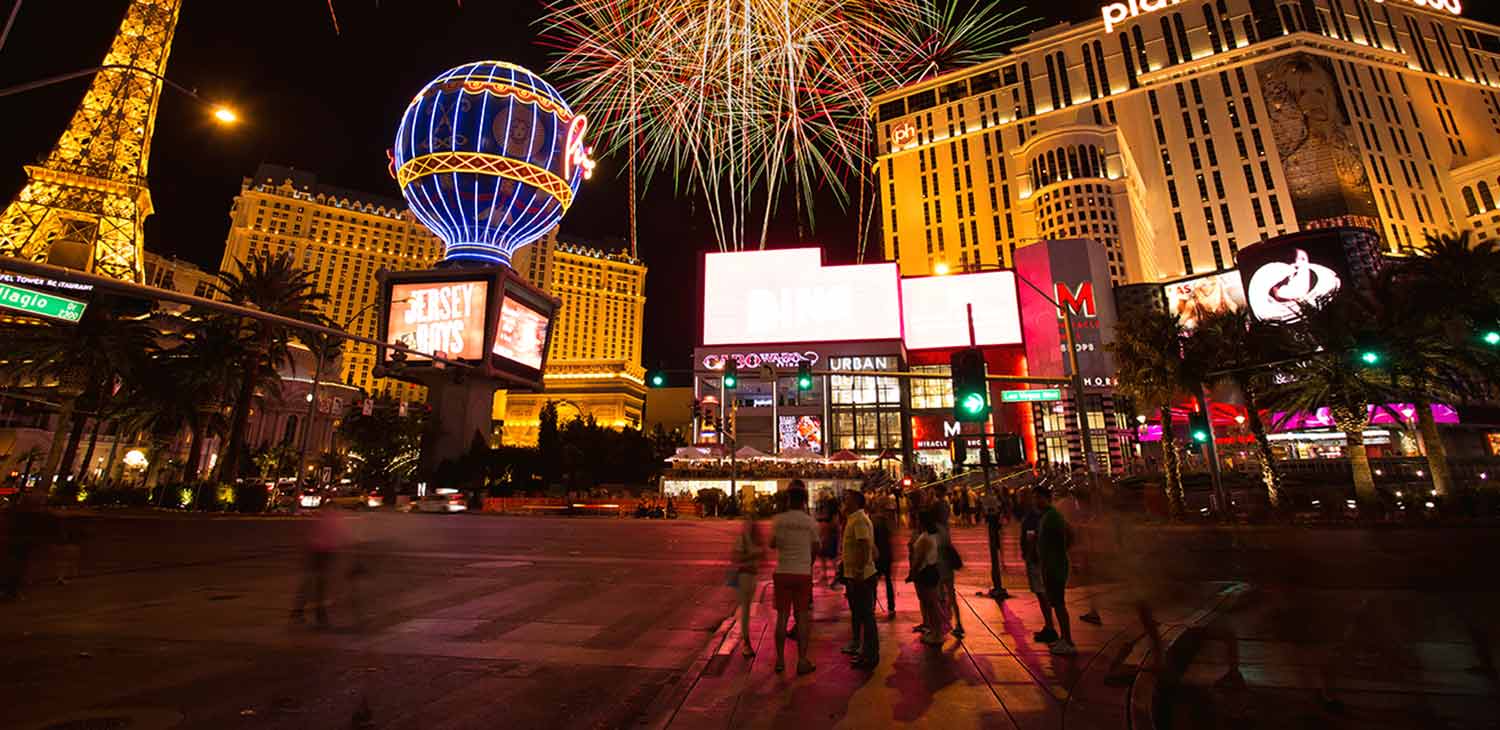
left=39, top=396, right=78, bottom=495
left=1241, top=383, right=1283, bottom=510
left=1160, top=405, right=1184, bottom=518
left=1413, top=399, right=1453, bottom=498
left=77, top=417, right=103, bottom=485
left=183, top=417, right=206, bottom=483
left=1336, top=415, right=1378, bottom=509
left=58, top=407, right=88, bottom=488
left=216, top=360, right=260, bottom=483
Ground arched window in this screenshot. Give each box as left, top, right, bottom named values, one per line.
left=1463, top=187, right=1480, bottom=216
left=282, top=415, right=299, bottom=445
left=1480, top=181, right=1495, bottom=212
left=1067, top=147, right=1081, bottom=180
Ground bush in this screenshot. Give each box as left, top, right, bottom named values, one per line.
left=232, top=482, right=270, bottom=513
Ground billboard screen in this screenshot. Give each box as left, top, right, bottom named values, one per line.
left=386, top=279, right=489, bottom=361
left=1015, top=239, right=1119, bottom=388
left=1236, top=230, right=1363, bottom=323
left=778, top=415, right=824, bottom=454
left=901, top=271, right=1023, bottom=350
left=1163, top=271, right=1246, bottom=330
left=702, top=248, right=901, bottom=345
left=493, top=295, right=550, bottom=370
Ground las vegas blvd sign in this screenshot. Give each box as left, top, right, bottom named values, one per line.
left=1001, top=388, right=1063, bottom=403
left=1102, top=0, right=1460, bottom=33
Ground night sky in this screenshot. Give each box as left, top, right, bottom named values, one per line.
left=2, top=0, right=1497, bottom=370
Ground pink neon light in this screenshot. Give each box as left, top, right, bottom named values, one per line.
left=901, top=272, right=1023, bottom=350
left=565, top=115, right=596, bottom=181
left=702, top=248, right=902, bottom=346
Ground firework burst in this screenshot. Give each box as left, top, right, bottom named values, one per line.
left=539, top=0, right=1033, bottom=253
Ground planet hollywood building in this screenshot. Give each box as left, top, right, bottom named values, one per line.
left=692, top=243, right=1138, bottom=474
left=871, top=0, right=1500, bottom=284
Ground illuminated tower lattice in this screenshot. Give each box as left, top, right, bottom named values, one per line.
left=0, top=0, right=182, bottom=282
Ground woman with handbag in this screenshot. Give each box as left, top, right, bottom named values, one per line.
left=936, top=509, right=966, bottom=639
left=731, top=516, right=764, bottom=658
left=908, top=508, right=948, bottom=646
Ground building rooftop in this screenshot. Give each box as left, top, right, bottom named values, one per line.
left=246, top=163, right=410, bottom=218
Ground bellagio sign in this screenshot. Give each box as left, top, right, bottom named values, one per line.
left=1102, top=0, right=1459, bottom=33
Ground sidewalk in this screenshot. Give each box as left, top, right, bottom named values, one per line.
left=656, top=526, right=1243, bottom=729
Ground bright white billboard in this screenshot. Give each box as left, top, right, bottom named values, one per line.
left=702, top=248, right=901, bottom=345
left=901, top=271, right=1023, bottom=350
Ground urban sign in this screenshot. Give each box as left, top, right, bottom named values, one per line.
left=1102, top=0, right=1459, bottom=34
left=0, top=282, right=87, bottom=323
left=1000, top=388, right=1062, bottom=403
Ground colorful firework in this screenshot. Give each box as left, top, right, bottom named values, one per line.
left=539, top=0, right=1033, bottom=254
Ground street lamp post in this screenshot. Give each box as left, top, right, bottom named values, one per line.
left=0, top=63, right=240, bottom=124
left=290, top=302, right=385, bottom=508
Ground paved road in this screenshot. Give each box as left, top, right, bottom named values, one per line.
left=4, top=512, right=1498, bottom=729
left=0, top=513, right=741, bottom=730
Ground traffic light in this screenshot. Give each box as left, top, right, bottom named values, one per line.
left=1188, top=411, right=1211, bottom=445
left=899, top=476, right=914, bottom=490
left=796, top=361, right=813, bottom=391
left=950, top=348, right=990, bottom=423
left=648, top=370, right=667, bottom=388
left=950, top=436, right=969, bottom=466
left=722, top=359, right=739, bottom=389
left=1482, top=325, right=1500, bottom=347
left=1354, top=333, right=1384, bottom=367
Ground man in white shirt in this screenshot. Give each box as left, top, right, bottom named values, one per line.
left=841, top=489, right=879, bottom=669
left=770, top=487, right=818, bottom=675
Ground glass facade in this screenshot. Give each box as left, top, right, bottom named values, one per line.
left=909, top=364, right=954, bottom=409
left=830, top=371, right=903, bottom=451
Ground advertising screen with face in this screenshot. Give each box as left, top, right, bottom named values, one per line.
left=778, top=415, right=824, bottom=454
left=387, top=279, right=488, bottom=361
left=901, top=271, right=1023, bottom=350
left=493, top=296, right=550, bottom=370
left=1163, top=271, right=1247, bottom=330
left=702, top=248, right=901, bottom=345
left=1237, top=232, right=1352, bottom=322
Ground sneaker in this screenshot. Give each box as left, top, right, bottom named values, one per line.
left=920, top=632, right=945, bottom=646
left=1033, top=627, right=1059, bottom=644
left=1080, top=610, right=1102, bottom=625
left=796, top=660, right=817, bottom=675
left=911, top=624, right=928, bottom=633
left=841, top=642, right=860, bottom=655
left=887, top=611, right=897, bottom=621
left=1049, top=639, right=1078, bottom=656
left=952, top=627, right=965, bottom=639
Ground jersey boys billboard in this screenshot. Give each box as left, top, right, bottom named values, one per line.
left=387, top=279, right=489, bottom=361
left=701, top=248, right=1022, bottom=351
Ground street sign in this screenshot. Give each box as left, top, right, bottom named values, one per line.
left=0, top=282, right=87, bottom=322
left=1000, top=388, right=1062, bottom=403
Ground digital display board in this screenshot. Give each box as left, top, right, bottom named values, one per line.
left=1163, top=271, right=1246, bottom=330
left=778, top=415, right=824, bottom=454
left=493, top=295, right=550, bottom=370
left=901, top=271, right=1023, bottom=350
left=386, top=279, right=489, bottom=361
left=702, top=248, right=901, bottom=346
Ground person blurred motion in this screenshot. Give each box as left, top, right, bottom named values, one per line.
left=1020, top=489, right=1057, bottom=644
left=908, top=507, right=947, bottom=646
left=815, top=493, right=841, bottom=590
left=731, top=514, right=764, bottom=658
left=872, top=500, right=896, bottom=620
left=935, top=493, right=966, bottom=639
left=291, top=505, right=349, bottom=628
left=839, top=489, right=879, bottom=669
left=2, top=490, right=50, bottom=601
left=770, top=486, right=818, bottom=675
left=1035, top=485, right=1077, bottom=655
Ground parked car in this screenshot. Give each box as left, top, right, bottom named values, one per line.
left=413, top=490, right=467, bottom=513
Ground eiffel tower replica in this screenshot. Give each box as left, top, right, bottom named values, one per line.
left=0, top=0, right=183, bottom=283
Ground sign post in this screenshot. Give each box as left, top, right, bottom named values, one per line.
left=0, top=282, right=87, bottom=322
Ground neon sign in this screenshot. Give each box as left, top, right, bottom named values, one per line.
left=1102, top=0, right=1459, bottom=33
left=702, top=351, right=820, bottom=370
left=890, top=121, right=917, bottom=149
left=565, top=115, right=597, bottom=181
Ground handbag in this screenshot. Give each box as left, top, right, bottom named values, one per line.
left=943, top=543, right=964, bottom=571
left=909, top=563, right=940, bottom=587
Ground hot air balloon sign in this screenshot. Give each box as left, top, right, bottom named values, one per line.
left=393, top=61, right=595, bottom=267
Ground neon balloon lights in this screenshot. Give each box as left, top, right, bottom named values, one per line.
left=393, top=61, right=595, bottom=267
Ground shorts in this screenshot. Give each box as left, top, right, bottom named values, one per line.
left=773, top=573, right=812, bottom=613
left=1043, top=572, right=1068, bottom=604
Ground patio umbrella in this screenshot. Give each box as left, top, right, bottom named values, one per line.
left=735, top=445, right=769, bottom=459
left=828, top=450, right=864, bottom=462
left=778, top=447, right=819, bottom=460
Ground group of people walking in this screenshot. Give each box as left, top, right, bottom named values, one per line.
left=729, top=477, right=1081, bottom=675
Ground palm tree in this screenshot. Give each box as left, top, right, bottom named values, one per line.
left=3, top=297, right=159, bottom=491
left=1191, top=308, right=1290, bottom=509
left=1109, top=306, right=1192, bottom=517
left=1260, top=288, right=1396, bottom=510
left=211, top=251, right=328, bottom=483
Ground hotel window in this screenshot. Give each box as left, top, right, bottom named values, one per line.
left=1162, top=17, right=1181, bottom=65
left=1132, top=26, right=1150, bottom=71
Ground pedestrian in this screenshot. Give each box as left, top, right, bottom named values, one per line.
left=1020, top=489, right=1057, bottom=644
left=908, top=507, right=947, bottom=646
left=871, top=501, right=896, bottom=620
left=936, top=508, right=966, bottom=639
left=1035, top=485, right=1076, bottom=655
left=770, top=486, right=818, bottom=675
left=291, top=505, right=349, bottom=628
left=1, top=490, right=48, bottom=601
left=980, top=486, right=1010, bottom=600
left=731, top=515, right=764, bottom=658
left=840, top=490, right=880, bottom=669
left=815, top=494, right=840, bottom=589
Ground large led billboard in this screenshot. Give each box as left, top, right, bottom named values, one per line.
left=901, top=271, right=1023, bottom=350
left=386, top=278, right=489, bottom=361
left=778, top=415, right=824, bottom=454
left=702, top=248, right=901, bottom=346
left=1162, top=271, right=1246, bottom=330
left=493, top=295, right=550, bottom=370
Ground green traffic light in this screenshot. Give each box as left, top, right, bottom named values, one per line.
left=650, top=373, right=666, bottom=387
left=723, top=374, right=737, bottom=388
left=960, top=392, right=986, bottom=414
left=1360, top=350, right=1381, bottom=365
left=1484, top=330, right=1500, bottom=346
left=797, top=375, right=813, bottom=390
left=1192, top=429, right=1209, bottom=443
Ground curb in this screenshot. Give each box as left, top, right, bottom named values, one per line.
left=1127, top=582, right=1253, bottom=730
left=640, top=581, right=763, bottom=729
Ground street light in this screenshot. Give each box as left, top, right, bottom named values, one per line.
left=0, top=63, right=242, bottom=127
left=290, top=300, right=390, bottom=506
